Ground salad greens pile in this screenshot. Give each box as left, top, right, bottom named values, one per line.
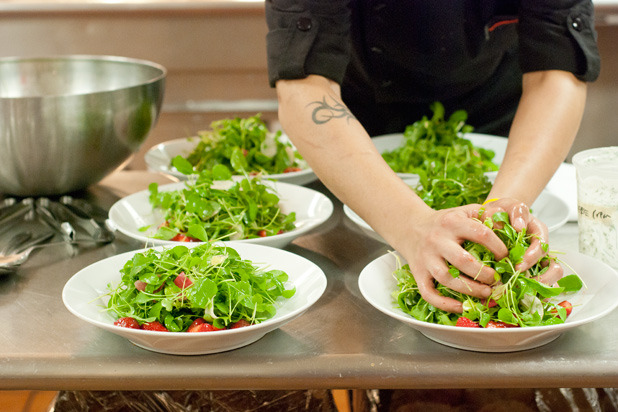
left=393, top=212, right=583, bottom=327
left=381, top=102, right=499, bottom=177
left=104, top=242, right=296, bottom=331
left=413, top=170, right=493, bottom=211
left=146, top=158, right=296, bottom=242
left=181, top=113, right=306, bottom=175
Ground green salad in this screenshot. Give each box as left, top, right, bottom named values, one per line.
left=381, top=102, right=499, bottom=177
left=393, top=212, right=583, bottom=328
left=180, top=113, right=306, bottom=175
left=146, top=158, right=296, bottom=242
left=105, top=242, right=296, bottom=332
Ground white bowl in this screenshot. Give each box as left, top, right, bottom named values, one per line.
left=344, top=190, right=570, bottom=245
left=372, top=132, right=506, bottom=184
left=144, top=137, right=317, bottom=186
left=108, top=179, right=334, bottom=248
left=62, top=242, right=327, bottom=355
left=359, top=248, right=618, bottom=352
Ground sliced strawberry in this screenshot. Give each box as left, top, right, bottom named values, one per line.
left=134, top=280, right=147, bottom=292
left=141, top=321, right=168, bottom=332
left=187, top=321, right=224, bottom=332
left=230, top=319, right=252, bottom=329
left=455, top=317, right=480, bottom=328
left=171, top=233, right=200, bottom=242
left=481, top=298, right=498, bottom=308
left=283, top=167, right=302, bottom=173
left=257, top=230, right=268, bottom=237
left=485, top=320, right=514, bottom=328
left=552, top=300, right=573, bottom=317
left=186, top=318, right=205, bottom=332
left=114, top=317, right=140, bottom=329
left=173, top=271, right=193, bottom=289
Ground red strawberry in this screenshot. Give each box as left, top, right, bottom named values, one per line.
left=455, top=317, right=480, bottom=328
left=485, top=320, right=514, bottom=328
left=114, top=317, right=140, bottom=329
left=171, top=233, right=200, bottom=242
left=283, top=167, right=302, bottom=173
left=230, top=319, right=252, bottom=329
left=257, top=230, right=268, bottom=237
left=187, top=320, right=224, bottom=333
left=187, top=318, right=205, bottom=332
left=552, top=300, right=573, bottom=317
left=173, top=271, right=193, bottom=289
left=141, top=321, right=168, bottom=332
left=134, top=280, right=147, bottom=292
left=481, top=298, right=498, bottom=308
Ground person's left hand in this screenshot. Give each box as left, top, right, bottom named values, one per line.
left=480, top=197, right=563, bottom=285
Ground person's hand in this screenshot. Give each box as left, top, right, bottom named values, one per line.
left=396, top=203, right=509, bottom=313
left=479, top=197, right=563, bottom=285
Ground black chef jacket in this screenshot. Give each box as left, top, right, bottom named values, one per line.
left=265, top=0, right=600, bottom=137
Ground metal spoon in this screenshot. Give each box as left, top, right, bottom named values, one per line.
left=0, top=231, right=56, bottom=271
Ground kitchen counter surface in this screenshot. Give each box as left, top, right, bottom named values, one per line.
left=1, top=171, right=617, bottom=391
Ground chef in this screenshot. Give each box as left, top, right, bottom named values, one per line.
left=265, top=0, right=600, bottom=313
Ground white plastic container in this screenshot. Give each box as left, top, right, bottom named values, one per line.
left=572, top=146, right=618, bottom=270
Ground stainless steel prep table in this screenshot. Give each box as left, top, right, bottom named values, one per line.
left=1, top=172, right=617, bottom=391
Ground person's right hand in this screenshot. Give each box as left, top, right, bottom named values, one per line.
left=392, top=203, right=509, bottom=313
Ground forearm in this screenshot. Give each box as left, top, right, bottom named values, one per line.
left=275, top=75, right=430, bottom=246
left=489, top=70, right=587, bottom=205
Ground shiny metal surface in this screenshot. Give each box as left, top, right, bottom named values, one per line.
left=1, top=175, right=618, bottom=391
left=0, top=55, right=166, bottom=196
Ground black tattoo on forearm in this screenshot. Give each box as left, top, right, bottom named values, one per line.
left=308, top=95, right=356, bottom=125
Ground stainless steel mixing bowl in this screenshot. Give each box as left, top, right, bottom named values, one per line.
left=0, top=55, right=166, bottom=196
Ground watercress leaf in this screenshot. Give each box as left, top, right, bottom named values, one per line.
left=187, top=224, right=209, bottom=242
left=497, top=307, right=516, bottom=324
left=172, top=155, right=195, bottom=175
left=211, top=164, right=232, bottom=180
left=557, top=274, right=584, bottom=292
left=188, top=277, right=218, bottom=308
left=509, top=243, right=526, bottom=265
left=520, top=277, right=564, bottom=298
left=230, top=147, right=248, bottom=173
left=491, top=212, right=509, bottom=225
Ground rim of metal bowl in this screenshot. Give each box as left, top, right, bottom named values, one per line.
left=0, top=54, right=167, bottom=98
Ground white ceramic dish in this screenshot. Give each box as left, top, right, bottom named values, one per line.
left=359, top=248, right=618, bottom=352
left=144, top=137, right=317, bottom=186
left=108, top=180, right=333, bottom=249
left=344, top=190, right=570, bottom=245
left=62, top=242, right=327, bottom=355
left=372, top=132, right=507, bottom=183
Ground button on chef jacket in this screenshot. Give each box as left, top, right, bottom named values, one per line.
left=265, top=0, right=600, bottom=137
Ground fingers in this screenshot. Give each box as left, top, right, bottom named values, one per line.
left=438, top=204, right=509, bottom=264
left=534, top=258, right=564, bottom=286
left=481, top=198, right=530, bottom=232
left=401, top=201, right=556, bottom=314
left=415, top=272, right=464, bottom=314
left=481, top=198, right=551, bottom=272
left=516, top=217, right=549, bottom=271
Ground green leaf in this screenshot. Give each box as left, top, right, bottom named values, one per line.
left=557, top=274, right=584, bottom=292
left=172, top=155, right=195, bottom=175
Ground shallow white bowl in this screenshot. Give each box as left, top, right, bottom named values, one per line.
left=359, top=248, right=618, bottom=352
left=344, top=190, right=570, bottom=245
left=108, top=179, right=333, bottom=248
left=144, top=137, right=317, bottom=186
left=62, top=242, right=327, bottom=355
left=373, top=132, right=506, bottom=184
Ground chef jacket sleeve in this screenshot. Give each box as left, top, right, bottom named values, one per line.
left=265, top=0, right=351, bottom=87
left=519, top=0, right=600, bottom=82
